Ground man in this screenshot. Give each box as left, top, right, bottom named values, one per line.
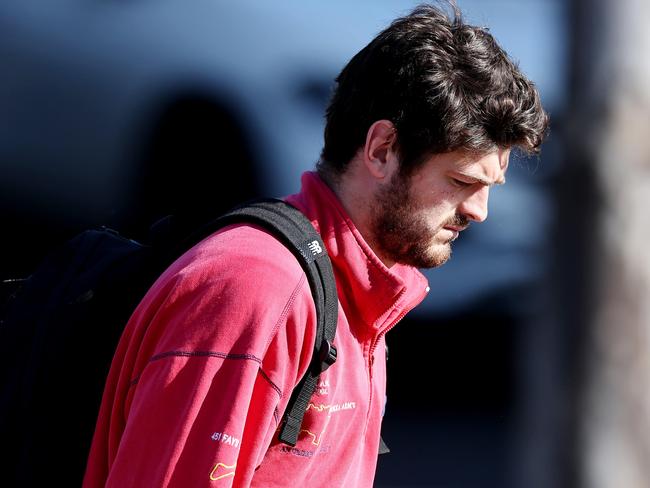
left=83, top=4, right=548, bottom=487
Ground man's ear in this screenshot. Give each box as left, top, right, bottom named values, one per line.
left=363, top=120, right=398, bottom=179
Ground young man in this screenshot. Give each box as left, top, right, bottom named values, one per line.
left=84, top=4, right=548, bottom=487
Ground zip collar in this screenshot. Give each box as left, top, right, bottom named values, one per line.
left=286, top=172, right=429, bottom=335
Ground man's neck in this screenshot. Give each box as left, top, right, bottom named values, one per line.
left=317, top=162, right=394, bottom=268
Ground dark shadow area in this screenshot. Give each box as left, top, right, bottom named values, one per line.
left=375, top=297, right=519, bottom=487
left=0, top=93, right=261, bottom=487
left=0, top=92, right=261, bottom=278
left=123, top=91, right=262, bottom=240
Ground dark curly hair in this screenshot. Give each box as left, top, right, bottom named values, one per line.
left=319, top=3, right=549, bottom=176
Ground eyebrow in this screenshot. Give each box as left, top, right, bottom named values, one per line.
left=456, top=172, right=506, bottom=186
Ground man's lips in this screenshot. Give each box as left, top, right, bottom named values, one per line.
left=443, top=225, right=467, bottom=232
left=442, top=224, right=468, bottom=241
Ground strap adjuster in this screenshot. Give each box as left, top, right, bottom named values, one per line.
left=319, top=340, right=337, bottom=372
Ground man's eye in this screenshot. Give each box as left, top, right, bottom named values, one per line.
left=451, top=178, right=472, bottom=188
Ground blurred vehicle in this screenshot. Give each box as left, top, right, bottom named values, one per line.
left=1, top=1, right=567, bottom=486
left=0, top=0, right=565, bottom=316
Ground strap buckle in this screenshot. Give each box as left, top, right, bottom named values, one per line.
left=318, top=339, right=337, bottom=372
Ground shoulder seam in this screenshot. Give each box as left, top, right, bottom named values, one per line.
left=264, top=273, right=308, bottom=353
left=261, top=273, right=310, bottom=402
left=258, top=368, right=283, bottom=425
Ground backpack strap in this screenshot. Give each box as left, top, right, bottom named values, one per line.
left=198, top=198, right=338, bottom=447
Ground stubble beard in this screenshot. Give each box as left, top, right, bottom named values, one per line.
left=370, top=172, right=454, bottom=269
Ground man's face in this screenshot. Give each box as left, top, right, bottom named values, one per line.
left=369, top=148, right=509, bottom=269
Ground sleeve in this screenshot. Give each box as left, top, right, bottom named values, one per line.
left=101, top=230, right=318, bottom=487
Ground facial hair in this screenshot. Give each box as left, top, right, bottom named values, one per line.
left=370, top=172, right=468, bottom=269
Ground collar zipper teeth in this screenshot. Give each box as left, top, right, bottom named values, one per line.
left=368, top=285, right=429, bottom=360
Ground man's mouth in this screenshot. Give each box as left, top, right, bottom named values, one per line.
left=443, top=224, right=467, bottom=232
left=442, top=224, right=468, bottom=241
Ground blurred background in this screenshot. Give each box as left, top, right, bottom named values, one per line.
left=2, top=0, right=649, bottom=487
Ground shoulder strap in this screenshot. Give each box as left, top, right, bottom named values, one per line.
left=201, top=198, right=338, bottom=446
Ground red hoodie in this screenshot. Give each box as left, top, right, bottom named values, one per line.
left=83, top=172, right=429, bottom=487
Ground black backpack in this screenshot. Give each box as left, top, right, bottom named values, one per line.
left=0, top=198, right=338, bottom=487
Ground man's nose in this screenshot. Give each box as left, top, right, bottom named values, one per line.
left=459, top=186, right=489, bottom=223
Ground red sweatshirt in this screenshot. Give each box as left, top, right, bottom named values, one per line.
left=83, top=172, right=429, bottom=487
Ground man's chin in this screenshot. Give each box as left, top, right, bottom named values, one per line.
left=398, top=242, right=451, bottom=269
left=424, top=244, right=452, bottom=268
